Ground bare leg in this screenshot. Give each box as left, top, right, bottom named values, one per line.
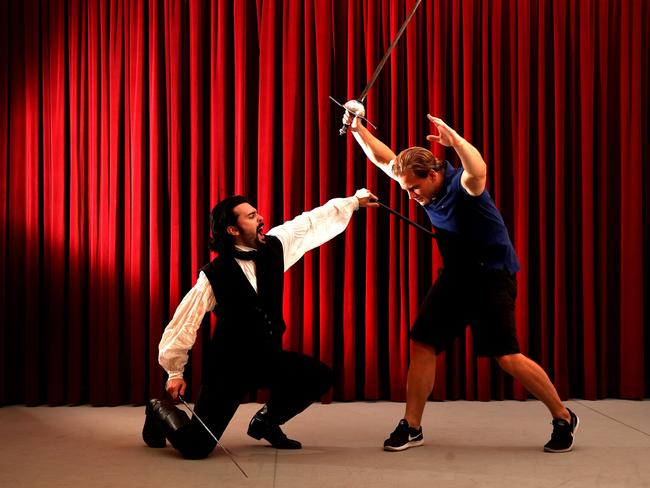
left=404, top=341, right=437, bottom=428
left=496, top=353, right=570, bottom=421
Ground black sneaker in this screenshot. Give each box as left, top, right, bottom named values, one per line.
left=544, top=408, right=579, bottom=452
left=383, top=419, right=424, bottom=451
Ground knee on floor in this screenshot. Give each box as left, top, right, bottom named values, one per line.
left=177, top=438, right=216, bottom=460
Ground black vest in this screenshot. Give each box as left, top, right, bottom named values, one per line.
left=200, top=235, right=286, bottom=361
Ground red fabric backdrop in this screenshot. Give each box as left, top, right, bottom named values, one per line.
left=0, top=0, right=648, bottom=406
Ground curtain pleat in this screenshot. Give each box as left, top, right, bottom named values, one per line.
left=0, top=0, right=10, bottom=404
left=146, top=0, right=166, bottom=402
left=341, top=0, right=363, bottom=400
left=578, top=0, right=597, bottom=400
left=1, top=0, right=647, bottom=406
left=618, top=0, right=644, bottom=398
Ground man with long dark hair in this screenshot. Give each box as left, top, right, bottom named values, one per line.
left=343, top=105, right=578, bottom=454
left=142, top=188, right=378, bottom=459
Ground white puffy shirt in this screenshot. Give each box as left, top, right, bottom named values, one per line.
left=158, top=196, right=359, bottom=381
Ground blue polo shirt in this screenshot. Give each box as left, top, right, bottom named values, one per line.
left=422, top=162, right=520, bottom=274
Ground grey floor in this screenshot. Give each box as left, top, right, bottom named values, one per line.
left=1, top=400, right=649, bottom=488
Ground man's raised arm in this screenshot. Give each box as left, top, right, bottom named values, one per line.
left=343, top=103, right=398, bottom=182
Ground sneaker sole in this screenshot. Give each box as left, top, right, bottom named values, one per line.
left=544, top=415, right=580, bottom=453
left=384, top=439, right=424, bottom=452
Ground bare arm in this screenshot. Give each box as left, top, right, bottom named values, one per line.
left=426, top=115, right=487, bottom=196
left=343, top=106, right=398, bottom=181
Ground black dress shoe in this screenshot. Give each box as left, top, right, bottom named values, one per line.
left=142, top=400, right=166, bottom=448
left=247, top=407, right=302, bottom=449
left=142, top=399, right=190, bottom=447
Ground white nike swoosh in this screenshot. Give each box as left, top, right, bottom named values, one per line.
left=408, top=434, right=421, bottom=441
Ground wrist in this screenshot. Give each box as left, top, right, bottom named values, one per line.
left=353, top=196, right=361, bottom=210
left=453, top=138, right=466, bottom=149
left=167, top=372, right=183, bottom=382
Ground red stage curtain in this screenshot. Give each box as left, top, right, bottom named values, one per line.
left=0, top=0, right=647, bottom=406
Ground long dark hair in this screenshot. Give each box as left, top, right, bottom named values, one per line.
left=209, top=195, right=251, bottom=254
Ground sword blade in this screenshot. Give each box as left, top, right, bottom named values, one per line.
left=375, top=200, right=436, bottom=238
left=337, top=0, right=422, bottom=134
left=178, top=395, right=249, bottom=478
left=358, top=0, right=422, bottom=102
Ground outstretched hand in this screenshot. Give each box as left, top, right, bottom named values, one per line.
left=354, top=188, right=380, bottom=208
left=426, top=114, right=465, bottom=148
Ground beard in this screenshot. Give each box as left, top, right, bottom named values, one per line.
left=256, top=222, right=266, bottom=244
left=242, top=222, right=266, bottom=248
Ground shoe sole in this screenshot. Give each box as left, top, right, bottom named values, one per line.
left=544, top=415, right=580, bottom=453
left=384, top=439, right=424, bottom=452
left=247, top=429, right=263, bottom=441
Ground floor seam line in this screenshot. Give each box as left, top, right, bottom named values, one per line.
left=573, top=400, right=650, bottom=438
left=272, top=448, right=278, bottom=488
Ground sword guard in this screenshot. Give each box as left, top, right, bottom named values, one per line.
left=329, top=96, right=377, bottom=135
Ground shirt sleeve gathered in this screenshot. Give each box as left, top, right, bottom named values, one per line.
left=158, top=271, right=216, bottom=381
left=266, top=196, right=359, bottom=271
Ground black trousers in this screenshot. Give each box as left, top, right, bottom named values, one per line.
left=172, top=350, right=333, bottom=459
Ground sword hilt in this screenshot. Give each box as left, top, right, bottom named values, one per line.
left=330, top=97, right=375, bottom=135
left=339, top=115, right=352, bottom=135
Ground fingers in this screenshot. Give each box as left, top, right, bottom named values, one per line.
left=428, top=114, right=460, bottom=139
left=354, top=188, right=380, bottom=207
left=426, top=114, right=444, bottom=140
left=165, top=379, right=185, bottom=401
left=427, top=114, right=452, bottom=135
left=427, top=114, right=461, bottom=147
left=427, top=113, right=445, bottom=126
left=342, top=111, right=355, bottom=126
left=342, top=111, right=359, bottom=132
left=365, top=190, right=380, bottom=207
left=342, top=100, right=365, bottom=132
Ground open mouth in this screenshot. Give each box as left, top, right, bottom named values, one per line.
left=257, top=223, right=265, bottom=238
